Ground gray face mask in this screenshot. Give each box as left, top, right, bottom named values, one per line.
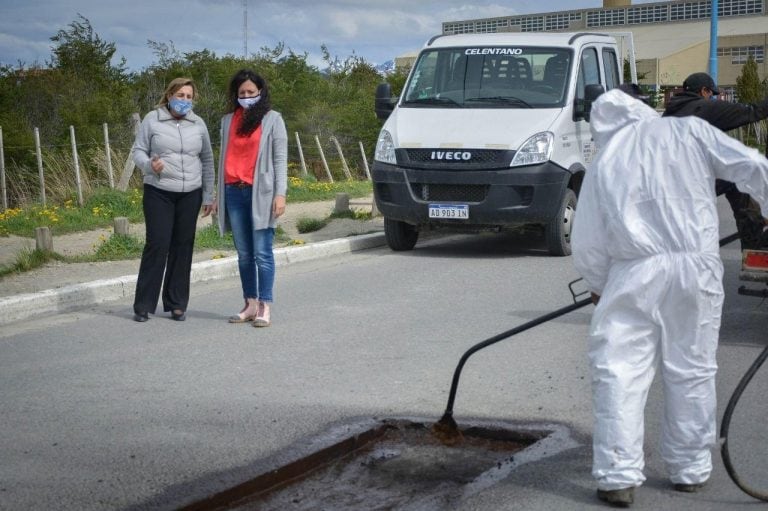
left=238, top=96, right=261, bottom=109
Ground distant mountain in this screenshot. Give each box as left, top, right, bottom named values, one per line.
left=375, top=60, right=396, bottom=75
left=321, top=58, right=396, bottom=76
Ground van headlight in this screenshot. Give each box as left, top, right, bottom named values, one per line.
left=374, top=129, right=397, bottom=164
left=510, top=132, right=554, bottom=167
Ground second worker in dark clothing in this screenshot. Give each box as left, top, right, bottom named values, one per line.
left=664, top=72, right=768, bottom=248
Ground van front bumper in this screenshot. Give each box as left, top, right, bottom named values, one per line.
left=372, top=160, right=571, bottom=228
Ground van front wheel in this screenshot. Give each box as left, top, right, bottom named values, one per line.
left=546, top=189, right=576, bottom=257
left=384, top=218, right=419, bottom=251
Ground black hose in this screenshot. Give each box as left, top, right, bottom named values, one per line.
left=440, top=232, right=766, bottom=500
left=721, top=124, right=768, bottom=491
left=443, top=230, right=740, bottom=417
left=718, top=230, right=768, bottom=501
left=441, top=296, right=593, bottom=418
left=719, top=343, right=768, bottom=501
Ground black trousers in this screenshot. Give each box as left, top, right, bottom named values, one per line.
left=715, top=179, right=766, bottom=249
left=134, top=184, right=202, bottom=315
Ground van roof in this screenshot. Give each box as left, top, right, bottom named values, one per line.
left=425, top=32, right=616, bottom=49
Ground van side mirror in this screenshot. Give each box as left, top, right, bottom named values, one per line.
left=375, top=83, right=398, bottom=120
left=575, top=84, right=605, bottom=122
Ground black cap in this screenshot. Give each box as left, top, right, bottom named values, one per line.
left=683, top=72, right=720, bottom=95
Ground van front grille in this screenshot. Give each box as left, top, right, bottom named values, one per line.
left=410, top=183, right=489, bottom=202
left=399, top=148, right=513, bottom=169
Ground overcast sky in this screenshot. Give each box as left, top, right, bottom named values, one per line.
left=0, top=0, right=659, bottom=71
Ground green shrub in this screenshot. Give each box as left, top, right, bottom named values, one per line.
left=91, top=233, right=144, bottom=260
left=296, top=216, right=328, bottom=233
left=0, top=249, right=64, bottom=277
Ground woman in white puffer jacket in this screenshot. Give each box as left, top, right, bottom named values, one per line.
left=131, top=77, right=215, bottom=323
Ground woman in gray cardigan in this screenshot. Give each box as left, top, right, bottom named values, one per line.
left=215, top=70, right=287, bottom=327
left=131, top=77, right=215, bottom=322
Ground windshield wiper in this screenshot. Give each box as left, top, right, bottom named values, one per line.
left=465, top=96, right=532, bottom=108
left=403, top=96, right=461, bottom=107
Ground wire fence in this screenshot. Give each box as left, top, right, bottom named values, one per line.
left=0, top=116, right=375, bottom=211
left=3, top=115, right=764, bottom=212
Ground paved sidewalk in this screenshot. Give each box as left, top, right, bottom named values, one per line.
left=0, top=197, right=385, bottom=325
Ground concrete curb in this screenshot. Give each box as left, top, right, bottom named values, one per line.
left=0, top=233, right=385, bottom=326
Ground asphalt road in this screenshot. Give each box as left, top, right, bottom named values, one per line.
left=1, top=200, right=767, bottom=510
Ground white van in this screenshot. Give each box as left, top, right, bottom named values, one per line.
left=373, top=32, right=632, bottom=255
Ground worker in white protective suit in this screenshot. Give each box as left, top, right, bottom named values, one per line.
left=571, top=88, right=768, bottom=508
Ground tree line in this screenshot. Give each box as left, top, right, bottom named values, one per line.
left=0, top=15, right=409, bottom=204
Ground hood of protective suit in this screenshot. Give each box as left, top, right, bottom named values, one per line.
left=589, top=89, right=659, bottom=147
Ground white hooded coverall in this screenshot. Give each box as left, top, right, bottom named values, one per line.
left=571, top=89, right=768, bottom=490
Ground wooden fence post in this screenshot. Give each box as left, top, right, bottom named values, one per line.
left=314, top=135, right=334, bottom=183
left=69, top=125, right=84, bottom=207
left=330, top=136, right=352, bottom=180
left=117, top=113, right=141, bottom=191
left=103, top=123, right=115, bottom=188
left=34, top=127, right=46, bottom=207
left=359, top=141, right=371, bottom=180
left=295, top=132, right=308, bottom=177
left=114, top=216, right=130, bottom=235
left=35, top=226, right=52, bottom=252
left=334, top=192, right=350, bottom=214
left=0, top=126, right=7, bottom=211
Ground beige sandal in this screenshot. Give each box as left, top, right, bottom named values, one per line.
left=229, top=299, right=258, bottom=323
left=253, top=301, right=271, bottom=327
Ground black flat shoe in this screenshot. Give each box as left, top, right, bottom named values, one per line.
left=673, top=481, right=707, bottom=493
left=171, top=310, right=186, bottom=321
left=597, top=487, right=634, bottom=507
left=133, top=312, right=149, bottom=322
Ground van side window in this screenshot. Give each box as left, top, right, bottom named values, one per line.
left=576, top=48, right=600, bottom=101
left=603, top=48, right=620, bottom=90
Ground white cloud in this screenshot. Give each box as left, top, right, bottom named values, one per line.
left=0, top=0, right=661, bottom=70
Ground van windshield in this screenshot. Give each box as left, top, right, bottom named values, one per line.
left=402, top=47, right=572, bottom=108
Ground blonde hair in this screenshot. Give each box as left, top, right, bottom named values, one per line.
left=157, top=77, right=197, bottom=108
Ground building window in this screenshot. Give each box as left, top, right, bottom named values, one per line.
left=443, top=22, right=475, bottom=35
left=627, top=5, right=669, bottom=24
left=718, top=45, right=765, bottom=64
left=544, top=13, right=582, bottom=31
left=474, top=19, right=509, bottom=33
left=720, top=0, right=764, bottom=16
left=586, top=8, right=627, bottom=27
left=444, top=0, right=764, bottom=35
left=670, top=0, right=763, bottom=21
left=519, top=16, right=544, bottom=32
left=671, top=1, right=711, bottom=21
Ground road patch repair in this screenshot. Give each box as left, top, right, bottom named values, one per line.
left=178, top=417, right=578, bottom=510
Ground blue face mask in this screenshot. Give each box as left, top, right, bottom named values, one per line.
left=169, top=97, right=193, bottom=116
left=238, top=96, right=261, bottom=109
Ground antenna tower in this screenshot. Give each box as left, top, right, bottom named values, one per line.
left=243, top=0, right=248, bottom=57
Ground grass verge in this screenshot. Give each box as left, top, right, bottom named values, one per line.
left=1, top=177, right=372, bottom=238
left=0, top=249, right=67, bottom=278
left=296, top=217, right=328, bottom=233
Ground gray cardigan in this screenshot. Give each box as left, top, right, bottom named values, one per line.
left=217, top=110, right=288, bottom=233
left=132, top=107, right=215, bottom=204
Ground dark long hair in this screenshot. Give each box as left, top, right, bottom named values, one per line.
left=226, top=69, right=271, bottom=136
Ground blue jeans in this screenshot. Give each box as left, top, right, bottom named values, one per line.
left=225, top=185, right=275, bottom=302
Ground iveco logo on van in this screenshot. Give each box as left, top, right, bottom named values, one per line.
left=431, top=151, right=472, bottom=161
